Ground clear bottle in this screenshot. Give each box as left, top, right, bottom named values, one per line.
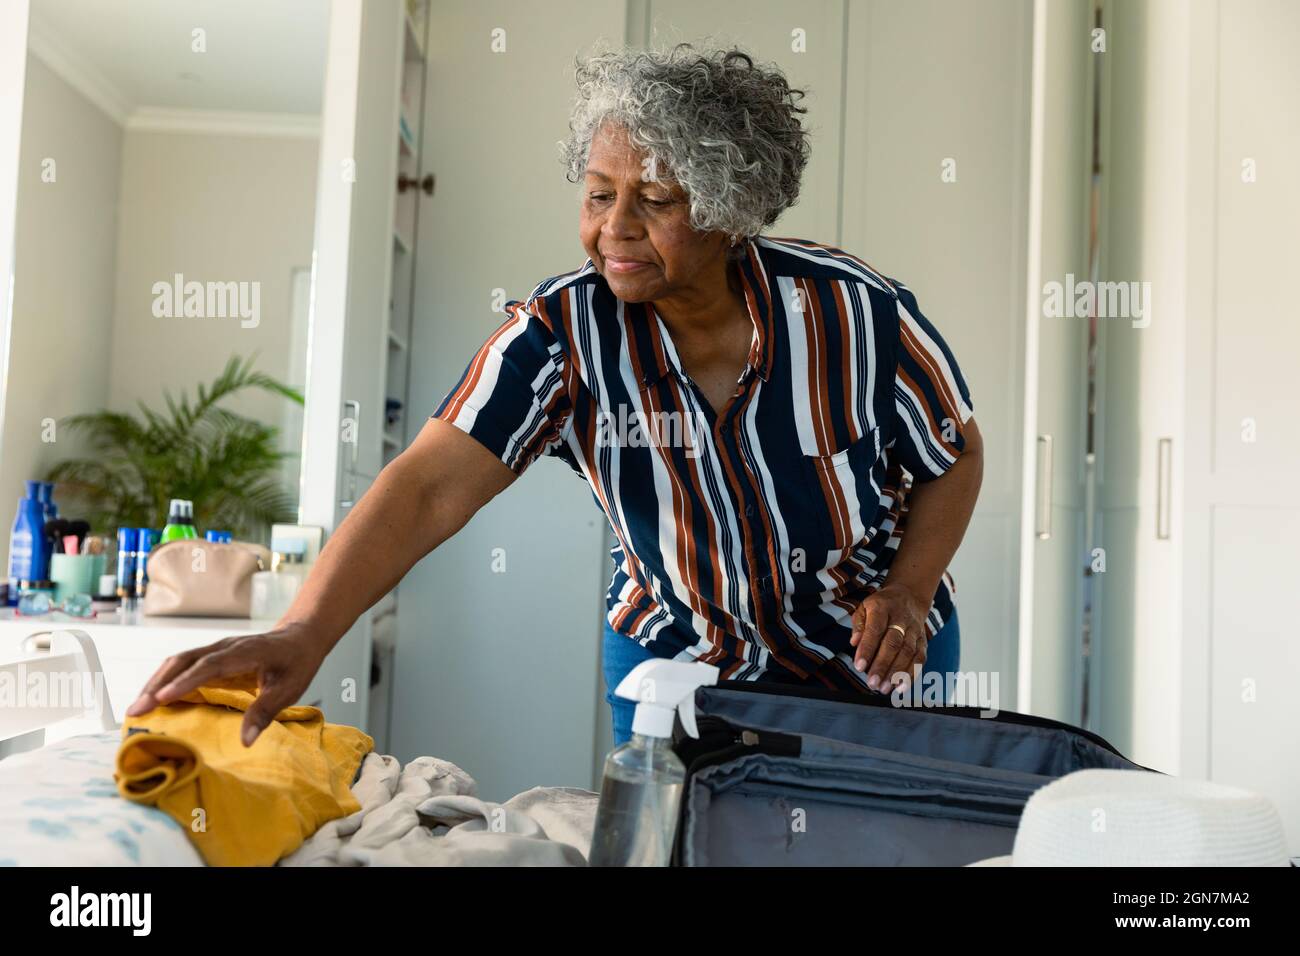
left=250, top=538, right=307, bottom=620
left=588, top=733, right=686, bottom=867
left=587, top=658, right=718, bottom=867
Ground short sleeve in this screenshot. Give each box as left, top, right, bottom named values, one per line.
left=888, top=280, right=975, bottom=482
left=432, top=300, right=572, bottom=475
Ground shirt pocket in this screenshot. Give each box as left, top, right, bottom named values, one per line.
left=802, top=426, right=885, bottom=560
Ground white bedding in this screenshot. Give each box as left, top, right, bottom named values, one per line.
left=0, top=731, right=202, bottom=866
left=0, top=731, right=599, bottom=867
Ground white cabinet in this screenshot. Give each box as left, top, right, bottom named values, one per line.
left=1202, top=5, right=1300, bottom=843
left=1017, top=0, right=1092, bottom=725
left=843, top=0, right=1036, bottom=697
left=1096, top=0, right=1300, bottom=851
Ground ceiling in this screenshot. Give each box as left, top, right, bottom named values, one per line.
left=28, top=0, right=330, bottom=120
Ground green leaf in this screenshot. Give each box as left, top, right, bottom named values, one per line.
left=43, top=354, right=303, bottom=539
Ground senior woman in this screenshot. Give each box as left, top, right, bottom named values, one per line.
left=128, top=45, right=983, bottom=747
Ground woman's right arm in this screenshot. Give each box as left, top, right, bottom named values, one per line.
left=125, top=417, right=517, bottom=744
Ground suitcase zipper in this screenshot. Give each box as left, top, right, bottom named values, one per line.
left=706, top=679, right=1136, bottom=761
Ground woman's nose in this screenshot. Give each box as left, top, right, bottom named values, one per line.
left=603, top=194, right=643, bottom=240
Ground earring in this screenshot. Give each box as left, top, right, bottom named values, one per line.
left=729, top=234, right=739, bottom=246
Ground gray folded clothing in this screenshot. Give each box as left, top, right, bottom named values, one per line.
left=279, top=752, right=597, bottom=867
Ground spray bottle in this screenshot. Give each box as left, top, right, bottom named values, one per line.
left=588, top=658, right=718, bottom=866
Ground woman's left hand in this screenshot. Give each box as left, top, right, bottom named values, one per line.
left=849, top=583, right=930, bottom=693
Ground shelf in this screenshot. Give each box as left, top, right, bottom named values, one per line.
left=398, top=114, right=417, bottom=155
left=403, top=9, right=425, bottom=62
left=387, top=329, right=407, bottom=351
left=383, top=431, right=401, bottom=449
left=393, top=230, right=411, bottom=254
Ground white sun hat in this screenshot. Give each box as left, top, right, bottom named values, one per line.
left=968, top=768, right=1291, bottom=867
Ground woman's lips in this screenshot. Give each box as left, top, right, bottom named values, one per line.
left=604, top=256, right=652, bottom=274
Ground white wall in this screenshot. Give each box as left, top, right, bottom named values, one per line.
left=2, top=47, right=318, bottom=534
left=4, top=124, right=315, bottom=536
left=1, top=54, right=121, bottom=520
left=0, top=0, right=31, bottom=513
left=107, top=129, right=317, bottom=456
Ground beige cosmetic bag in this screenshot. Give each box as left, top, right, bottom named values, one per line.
left=142, top=539, right=271, bottom=617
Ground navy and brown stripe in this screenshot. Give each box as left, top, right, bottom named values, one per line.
left=433, top=236, right=974, bottom=693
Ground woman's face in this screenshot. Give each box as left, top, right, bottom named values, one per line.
left=579, top=122, right=729, bottom=303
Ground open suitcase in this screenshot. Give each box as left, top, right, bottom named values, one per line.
left=671, top=681, right=1150, bottom=866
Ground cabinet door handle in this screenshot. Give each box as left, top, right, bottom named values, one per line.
left=397, top=172, right=435, bottom=196
left=339, top=399, right=361, bottom=509
left=1156, top=437, right=1172, bottom=540
left=343, top=399, right=360, bottom=470
left=1035, top=434, right=1053, bottom=540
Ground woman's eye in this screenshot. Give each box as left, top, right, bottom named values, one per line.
left=587, top=193, right=669, bottom=207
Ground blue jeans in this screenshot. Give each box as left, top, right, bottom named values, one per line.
left=601, top=610, right=962, bottom=746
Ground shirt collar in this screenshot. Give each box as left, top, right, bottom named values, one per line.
left=631, top=236, right=773, bottom=391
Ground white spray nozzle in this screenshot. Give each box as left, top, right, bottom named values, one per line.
left=614, top=658, right=719, bottom=740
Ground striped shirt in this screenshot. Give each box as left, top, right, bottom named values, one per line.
left=433, top=236, right=974, bottom=693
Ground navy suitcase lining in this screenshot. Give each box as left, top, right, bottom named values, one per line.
left=673, top=680, right=1148, bottom=866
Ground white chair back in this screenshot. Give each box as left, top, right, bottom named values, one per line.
left=0, top=628, right=117, bottom=759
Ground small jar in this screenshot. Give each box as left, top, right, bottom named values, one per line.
left=249, top=541, right=307, bottom=619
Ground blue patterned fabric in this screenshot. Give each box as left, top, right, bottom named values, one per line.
left=0, top=731, right=202, bottom=866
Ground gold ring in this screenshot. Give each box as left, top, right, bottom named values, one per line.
left=887, top=623, right=907, bottom=637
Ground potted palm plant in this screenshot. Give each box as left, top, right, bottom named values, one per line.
left=45, top=355, right=304, bottom=540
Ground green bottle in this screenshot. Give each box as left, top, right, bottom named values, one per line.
left=160, top=498, right=198, bottom=543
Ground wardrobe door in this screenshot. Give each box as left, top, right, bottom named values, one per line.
left=1091, top=0, right=1188, bottom=771
left=1016, top=0, right=1092, bottom=725
left=842, top=0, right=1034, bottom=700
left=1204, top=0, right=1300, bottom=851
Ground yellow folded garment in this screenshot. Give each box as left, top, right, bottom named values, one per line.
left=114, top=677, right=373, bottom=866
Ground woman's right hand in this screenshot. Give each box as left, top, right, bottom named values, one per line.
left=125, top=622, right=329, bottom=747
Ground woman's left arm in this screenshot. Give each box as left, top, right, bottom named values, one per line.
left=850, top=416, right=985, bottom=689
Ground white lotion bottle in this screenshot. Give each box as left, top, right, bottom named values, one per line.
left=588, top=658, right=719, bottom=866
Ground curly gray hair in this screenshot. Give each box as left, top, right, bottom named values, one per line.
left=560, top=43, right=811, bottom=246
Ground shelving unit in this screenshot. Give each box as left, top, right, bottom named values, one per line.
left=382, top=0, right=428, bottom=475
left=403, top=4, right=425, bottom=60
left=368, top=0, right=429, bottom=752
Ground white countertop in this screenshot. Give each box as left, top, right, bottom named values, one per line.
left=0, top=607, right=281, bottom=724
left=0, top=606, right=277, bottom=633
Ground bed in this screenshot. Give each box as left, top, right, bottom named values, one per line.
left=0, top=730, right=203, bottom=866
left=0, top=628, right=598, bottom=866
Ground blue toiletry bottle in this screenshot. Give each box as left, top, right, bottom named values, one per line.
left=7, top=481, right=52, bottom=604
left=135, top=528, right=159, bottom=597
left=116, top=527, right=139, bottom=600
left=37, top=481, right=57, bottom=520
